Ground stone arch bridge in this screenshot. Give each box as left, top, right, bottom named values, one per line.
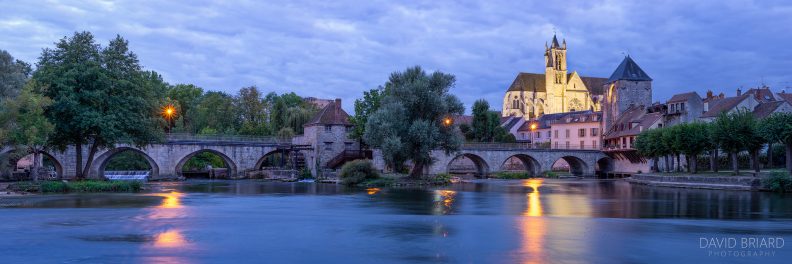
left=3, top=136, right=612, bottom=180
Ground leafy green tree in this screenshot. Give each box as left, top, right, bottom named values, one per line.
left=351, top=88, right=384, bottom=147
left=759, top=113, right=792, bottom=172
left=0, top=82, right=55, bottom=181
left=676, top=123, right=712, bottom=173
left=0, top=50, right=32, bottom=100
left=167, top=83, right=204, bottom=130
left=235, top=86, right=269, bottom=135
left=471, top=99, right=491, bottom=141
left=711, top=110, right=758, bottom=174
left=364, top=66, right=464, bottom=178
left=634, top=129, right=659, bottom=172
left=192, top=91, right=240, bottom=134
left=34, top=32, right=163, bottom=178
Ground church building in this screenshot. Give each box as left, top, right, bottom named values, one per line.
left=502, top=35, right=607, bottom=118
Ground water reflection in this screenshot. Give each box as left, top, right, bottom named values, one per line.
left=517, top=179, right=547, bottom=263
left=159, top=191, right=183, bottom=209
left=433, top=190, right=457, bottom=215
left=154, top=229, right=187, bottom=248
left=366, top=188, right=381, bottom=195
left=523, top=179, right=543, bottom=217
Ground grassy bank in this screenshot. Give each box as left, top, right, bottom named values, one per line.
left=10, top=180, right=143, bottom=193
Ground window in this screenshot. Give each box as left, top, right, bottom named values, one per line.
left=554, top=130, right=558, bottom=139
left=593, top=140, right=598, bottom=149
left=578, top=128, right=585, bottom=137
left=591, top=128, right=599, bottom=136
left=555, top=142, right=559, bottom=149
left=345, top=126, right=351, bottom=133
left=324, top=142, right=333, bottom=150
left=535, top=132, right=540, bottom=138
left=565, top=141, right=570, bottom=149
left=565, top=129, right=570, bottom=138
left=344, top=142, right=353, bottom=150
left=521, top=133, right=526, bottom=139
left=546, top=131, right=551, bottom=138
left=325, top=125, right=332, bottom=132
left=681, top=102, right=686, bottom=111
left=580, top=141, right=585, bottom=149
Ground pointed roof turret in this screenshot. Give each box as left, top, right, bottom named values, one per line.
left=606, top=55, right=652, bottom=83
left=551, top=34, right=560, bottom=48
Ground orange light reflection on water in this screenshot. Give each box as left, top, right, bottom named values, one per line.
left=366, top=188, right=380, bottom=195
left=159, top=191, right=183, bottom=209
left=154, top=229, right=187, bottom=248
left=518, top=178, right=546, bottom=264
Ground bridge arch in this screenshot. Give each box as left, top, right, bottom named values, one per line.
left=254, top=149, right=291, bottom=169
left=550, top=155, right=589, bottom=176
left=501, top=154, right=541, bottom=177
left=447, top=153, right=490, bottom=178
left=176, top=149, right=238, bottom=178
left=89, top=147, right=159, bottom=179
left=595, top=157, right=615, bottom=177
left=1, top=148, right=64, bottom=179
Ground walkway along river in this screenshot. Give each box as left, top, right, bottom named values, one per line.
left=0, top=179, right=790, bottom=263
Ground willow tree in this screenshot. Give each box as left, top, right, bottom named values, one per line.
left=364, top=66, right=464, bottom=178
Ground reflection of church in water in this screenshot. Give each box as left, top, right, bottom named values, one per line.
left=502, top=35, right=607, bottom=118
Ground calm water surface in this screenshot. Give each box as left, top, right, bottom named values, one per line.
left=1, top=179, right=791, bottom=263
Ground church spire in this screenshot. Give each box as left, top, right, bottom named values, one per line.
left=551, top=34, right=560, bottom=48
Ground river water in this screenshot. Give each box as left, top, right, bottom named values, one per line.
left=1, top=179, right=790, bottom=263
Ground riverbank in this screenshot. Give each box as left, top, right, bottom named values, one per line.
left=627, top=173, right=765, bottom=191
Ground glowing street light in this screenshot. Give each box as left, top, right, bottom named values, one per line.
left=443, top=116, right=453, bottom=127
left=162, top=104, right=176, bottom=133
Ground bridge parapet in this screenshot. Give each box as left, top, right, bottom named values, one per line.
left=165, top=133, right=292, bottom=146
left=461, top=143, right=602, bottom=151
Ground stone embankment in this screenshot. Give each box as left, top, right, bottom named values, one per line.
left=628, top=173, right=763, bottom=191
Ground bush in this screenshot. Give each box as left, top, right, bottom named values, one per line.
left=339, top=160, right=379, bottom=186
left=40, top=181, right=68, bottom=192
left=763, top=171, right=792, bottom=193
left=544, top=171, right=558, bottom=178
left=38, top=180, right=142, bottom=193
left=432, top=173, right=453, bottom=184
left=298, top=168, right=313, bottom=180
left=493, top=171, right=533, bottom=179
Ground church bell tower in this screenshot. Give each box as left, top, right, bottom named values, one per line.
left=545, top=34, right=568, bottom=113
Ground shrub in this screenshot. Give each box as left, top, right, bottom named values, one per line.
left=544, top=171, right=558, bottom=178
left=340, top=159, right=379, bottom=186
left=493, top=171, right=533, bottom=179
left=763, top=171, right=792, bottom=193
left=40, top=181, right=68, bottom=192
left=39, top=180, right=142, bottom=193
left=298, top=168, right=313, bottom=180
left=432, top=173, right=453, bottom=184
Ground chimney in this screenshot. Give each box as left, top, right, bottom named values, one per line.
left=719, top=92, right=725, bottom=98
left=737, top=88, right=742, bottom=96
left=706, top=90, right=713, bottom=99
left=334, top=98, right=342, bottom=114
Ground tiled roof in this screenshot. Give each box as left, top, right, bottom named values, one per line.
left=507, top=73, right=546, bottom=92
left=304, top=99, right=351, bottom=126
left=744, top=88, right=775, bottom=103
left=667, top=92, right=701, bottom=103
left=700, top=94, right=750, bottom=118
left=752, top=101, right=784, bottom=119
left=603, top=106, right=662, bottom=139
left=778, top=93, right=792, bottom=104
left=550, top=112, right=602, bottom=125
left=580, top=76, right=607, bottom=95
left=606, top=56, right=652, bottom=83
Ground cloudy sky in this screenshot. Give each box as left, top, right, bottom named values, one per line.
left=2, top=0, right=791, bottom=113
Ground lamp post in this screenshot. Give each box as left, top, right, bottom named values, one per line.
left=162, top=105, right=176, bottom=133
left=529, top=121, right=537, bottom=148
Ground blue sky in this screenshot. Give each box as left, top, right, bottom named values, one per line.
left=2, top=0, right=792, bottom=113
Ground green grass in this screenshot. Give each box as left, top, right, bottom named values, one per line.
left=17, top=180, right=143, bottom=193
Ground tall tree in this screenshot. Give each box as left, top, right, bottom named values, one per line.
left=351, top=87, right=384, bottom=147
left=0, top=50, right=32, bottom=100
left=0, top=82, right=55, bottom=181
left=167, top=83, right=204, bottom=130
left=759, top=113, right=792, bottom=174
left=193, top=91, right=240, bottom=134
left=34, top=32, right=162, bottom=178
left=711, top=110, right=757, bottom=175
left=364, top=66, right=465, bottom=178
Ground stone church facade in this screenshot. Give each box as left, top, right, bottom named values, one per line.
left=502, top=35, right=607, bottom=118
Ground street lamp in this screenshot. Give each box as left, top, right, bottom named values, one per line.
left=162, top=104, right=176, bottom=133
left=443, top=116, right=453, bottom=127
left=529, top=121, right=538, bottom=148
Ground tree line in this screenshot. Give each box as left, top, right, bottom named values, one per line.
left=0, top=31, right=317, bottom=180
left=634, top=110, right=792, bottom=175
